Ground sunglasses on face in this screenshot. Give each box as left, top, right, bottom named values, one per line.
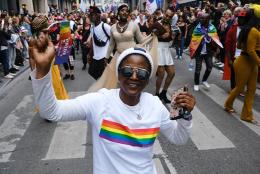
left=119, top=66, right=150, bottom=80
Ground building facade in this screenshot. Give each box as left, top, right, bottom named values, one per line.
left=0, top=0, right=76, bottom=14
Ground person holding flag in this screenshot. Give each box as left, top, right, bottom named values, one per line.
left=189, top=13, right=222, bottom=91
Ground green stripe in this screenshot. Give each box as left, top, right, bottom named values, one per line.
left=100, top=129, right=156, bottom=143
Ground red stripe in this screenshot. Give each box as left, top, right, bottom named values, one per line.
left=102, top=120, right=160, bottom=135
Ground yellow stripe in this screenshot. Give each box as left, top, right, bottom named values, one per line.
left=101, top=126, right=158, bottom=139
left=60, top=28, right=70, bottom=34
left=192, top=35, right=202, bottom=39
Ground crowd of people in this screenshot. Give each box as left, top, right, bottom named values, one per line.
left=0, top=1, right=259, bottom=117
left=0, top=0, right=259, bottom=173
left=0, top=1, right=259, bottom=120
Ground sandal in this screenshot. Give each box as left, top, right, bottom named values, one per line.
left=241, top=119, right=259, bottom=125
left=224, top=107, right=236, bottom=113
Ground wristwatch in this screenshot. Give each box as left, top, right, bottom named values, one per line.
left=170, top=109, right=192, bottom=121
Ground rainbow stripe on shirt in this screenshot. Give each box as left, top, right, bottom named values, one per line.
left=99, top=119, right=160, bottom=147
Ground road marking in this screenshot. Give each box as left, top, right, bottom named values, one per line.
left=256, top=88, right=260, bottom=96
left=191, top=107, right=235, bottom=150
left=153, top=139, right=177, bottom=174
left=0, top=95, right=35, bottom=162
left=43, top=91, right=87, bottom=160
left=166, top=87, right=235, bottom=150
left=42, top=121, right=87, bottom=160
left=201, top=84, right=260, bottom=136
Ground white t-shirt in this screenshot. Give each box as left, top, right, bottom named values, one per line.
left=235, top=27, right=242, bottom=58
left=70, top=20, right=76, bottom=31
left=31, top=70, right=192, bottom=174
left=91, top=22, right=111, bottom=60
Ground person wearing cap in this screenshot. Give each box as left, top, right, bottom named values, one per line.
left=30, top=30, right=195, bottom=173
left=86, top=5, right=111, bottom=80
left=223, top=9, right=248, bottom=91
left=224, top=5, right=260, bottom=125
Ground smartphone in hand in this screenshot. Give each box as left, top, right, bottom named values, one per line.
left=170, top=85, right=188, bottom=119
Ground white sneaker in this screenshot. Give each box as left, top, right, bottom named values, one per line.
left=184, top=48, right=189, bottom=52
left=218, top=63, right=224, bottom=68
left=9, top=72, right=16, bottom=76
left=4, top=74, right=14, bottom=79
left=202, top=81, right=210, bottom=88
left=13, top=65, right=20, bottom=69
left=194, top=85, right=199, bottom=91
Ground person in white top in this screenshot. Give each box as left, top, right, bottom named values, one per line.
left=30, top=33, right=196, bottom=173
left=87, top=6, right=111, bottom=80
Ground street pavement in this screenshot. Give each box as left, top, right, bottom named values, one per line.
left=0, top=51, right=260, bottom=174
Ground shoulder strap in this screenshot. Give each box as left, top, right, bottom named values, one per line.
left=102, top=23, right=110, bottom=40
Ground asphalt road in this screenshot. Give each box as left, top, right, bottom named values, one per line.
left=0, top=51, right=260, bottom=174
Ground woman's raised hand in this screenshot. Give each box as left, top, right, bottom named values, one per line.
left=30, top=32, right=55, bottom=79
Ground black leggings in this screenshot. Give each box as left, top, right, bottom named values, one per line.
left=194, top=54, right=213, bottom=85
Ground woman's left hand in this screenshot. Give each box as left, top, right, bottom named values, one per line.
left=174, top=92, right=196, bottom=112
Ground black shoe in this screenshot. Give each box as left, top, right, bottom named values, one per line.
left=44, top=119, right=52, bottom=123
left=16, top=63, right=24, bottom=67
left=9, top=69, right=17, bottom=74
left=159, top=90, right=171, bottom=104
left=63, top=74, right=70, bottom=80
left=10, top=68, right=19, bottom=72
left=82, top=65, right=86, bottom=70
left=70, top=74, right=75, bottom=80
left=28, top=76, right=31, bottom=81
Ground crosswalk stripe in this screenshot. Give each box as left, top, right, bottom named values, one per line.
left=42, top=121, right=87, bottom=160
left=0, top=95, right=35, bottom=162
left=43, top=91, right=87, bottom=160
left=167, top=87, right=235, bottom=150
left=201, top=84, right=260, bottom=136
left=256, top=88, right=260, bottom=96
left=191, top=107, right=235, bottom=150
left=153, top=139, right=177, bottom=174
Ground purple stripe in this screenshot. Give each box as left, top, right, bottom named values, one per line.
left=99, top=134, right=152, bottom=148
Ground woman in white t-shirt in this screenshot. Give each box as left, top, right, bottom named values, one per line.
left=30, top=34, right=195, bottom=174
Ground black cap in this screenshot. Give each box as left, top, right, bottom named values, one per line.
left=89, top=6, right=101, bottom=14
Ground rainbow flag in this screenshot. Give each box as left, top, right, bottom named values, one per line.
left=99, top=119, right=160, bottom=147
left=55, top=21, right=73, bottom=64
left=146, top=0, right=157, bottom=14
left=189, top=23, right=222, bottom=58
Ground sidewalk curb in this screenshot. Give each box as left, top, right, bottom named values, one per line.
left=0, top=63, right=30, bottom=91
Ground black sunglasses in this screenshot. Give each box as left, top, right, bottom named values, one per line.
left=119, top=66, right=150, bottom=80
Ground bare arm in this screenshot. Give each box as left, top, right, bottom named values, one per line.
left=105, top=30, right=115, bottom=58
left=30, top=33, right=90, bottom=122
left=134, top=22, right=145, bottom=44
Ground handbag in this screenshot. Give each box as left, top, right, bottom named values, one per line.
left=93, top=23, right=110, bottom=47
